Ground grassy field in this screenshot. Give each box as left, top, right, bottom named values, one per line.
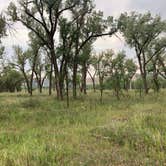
left=0, top=90, right=166, bottom=165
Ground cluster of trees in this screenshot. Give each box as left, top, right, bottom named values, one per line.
left=6, top=0, right=116, bottom=101
left=101, top=50, right=137, bottom=100
left=0, top=0, right=165, bottom=105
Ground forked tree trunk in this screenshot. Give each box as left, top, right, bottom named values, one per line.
left=50, top=48, right=63, bottom=100
left=137, top=54, right=149, bottom=94
left=88, top=70, right=96, bottom=92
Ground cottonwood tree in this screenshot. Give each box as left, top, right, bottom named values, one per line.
left=96, top=50, right=113, bottom=103
left=12, top=46, right=33, bottom=94
left=110, top=51, right=125, bottom=100
left=79, top=43, right=92, bottom=94
left=28, top=32, right=43, bottom=94
left=55, top=17, right=76, bottom=105
left=56, top=18, right=74, bottom=100
left=12, top=40, right=44, bottom=96
left=70, top=7, right=117, bottom=98
left=33, top=51, right=48, bottom=93
left=146, top=38, right=166, bottom=91
left=87, top=56, right=98, bottom=92
left=28, top=32, right=48, bottom=93
left=118, top=12, right=166, bottom=94
left=124, top=59, right=137, bottom=91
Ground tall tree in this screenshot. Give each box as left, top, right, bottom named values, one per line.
left=146, top=38, right=166, bottom=91
left=118, top=12, right=166, bottom=94
left=70, top=7, right=116, bottom=98
left=80, top=43, right=92, bottom=94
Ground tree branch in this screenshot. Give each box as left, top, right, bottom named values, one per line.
left=78, top=29, right=117, bottom=53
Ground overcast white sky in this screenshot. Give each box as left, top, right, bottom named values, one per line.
left=0, top=0, right=166, bottom=58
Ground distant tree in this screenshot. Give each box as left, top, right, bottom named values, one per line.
left=96, top=50, right=113, bottom=103
left=33, top=51, right=47, bottom=93
left=124, top=59, right=137, bottom=91
left=118, top=12, right=166, bottom=94
left=104, top=51, right=137, bottom=99
left=88, top=56, right=98, bottom=92
left=28, top=32, right=47, bottom=93
left=112, top=52, right=126, bottom=99
left=0, top=66, right=23, bottom=92
left=12, top=46, right=34, bottom=95
left=132, top=75, right=144, bottom=97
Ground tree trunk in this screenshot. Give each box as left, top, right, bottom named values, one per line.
left=153, top=77, right=160, bottom=92
left=49, top=64, right=53, bottom=96
left=50, top=48, right=62, bottom=100
left=115, top=88, right=120, bottom=100
left=88, top=70, right=96, bottom=92
left=99, top=77, right=104, bottom=104
left=153, top=66, right=160, bottom=92
left=39, top=84, right=42, bottom=93
left=142, top=73, right=148, bottom=94
left=73, top=61, right=78, bottom=99
left=65, top=65, right=69, bottom=108
left=81, top=62, right=87, bottom=95
left=100, top=89, right=103, bottom=104
left=137, top=55, right=149, bottom=94
left=92, top=78, right=96, bottom=92
left=22, top=71, right=32, bottom=95
left=59, top=77, right=64, bottom=100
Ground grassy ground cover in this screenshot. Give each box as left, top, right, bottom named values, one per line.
left=0, top=90, right=165, bottom=165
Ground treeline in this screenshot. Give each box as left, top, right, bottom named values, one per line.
left=0, top=0, right=165, bottom=104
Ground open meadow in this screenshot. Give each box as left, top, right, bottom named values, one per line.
left=0, top=0, right=166, bottom=165
left=0, top=90, right=166, bottom=165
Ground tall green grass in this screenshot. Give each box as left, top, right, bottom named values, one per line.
left=0, top=90, right=165, bottom=165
